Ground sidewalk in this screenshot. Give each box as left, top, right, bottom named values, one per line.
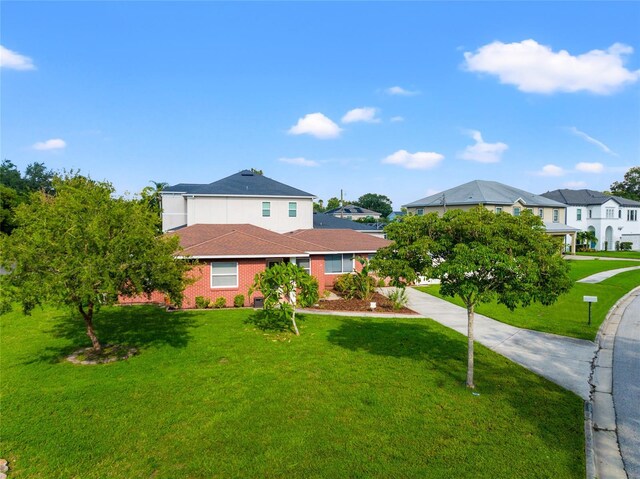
left=401, top=287, right=596, bottom=400
left=577, top=265, right=640, bottom=284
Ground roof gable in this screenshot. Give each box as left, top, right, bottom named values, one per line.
left=163, top=170, right=315, bottom=198
left=541, top=189, right=640, bottom=207
left=404, top=180, right=566, bottom=208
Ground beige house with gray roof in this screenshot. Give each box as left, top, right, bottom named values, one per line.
left=404, top=180, right=578, bottom=253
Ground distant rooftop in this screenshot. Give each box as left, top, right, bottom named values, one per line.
left=541, top=189, right=640, bottom=207
left=404, top=180, right=566, bottom=208
left=313, top=213, right=379, bottom=231
left=325, top=204, right=381, bottom=216
left=163, top=170, right=315, bottom=198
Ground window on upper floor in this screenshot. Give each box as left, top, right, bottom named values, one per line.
left=576, top=208, right=582, bottom=221
left=289, top=202, right=297, bottom=218
left=416, top=209, right=424, bottom=216
left=619, top=209, right=622, bottom=219
left=589, top=209, right=592, bottom=219
left=495, top=207, right=503, bottom=214
left=538, top=208, right=544, bottom=219
left=628, top=210, right=638, bottom=221
left=513, top=207, right=521, bottom=217
left=325, top=254, right=354, bottom=274
left=606, top=208, right=614, bottom=219
left=211, top=262, right=238, bottom=288
left=262, top=201, right=271, bottom=217
left=553, top=209, right=559, bottom=223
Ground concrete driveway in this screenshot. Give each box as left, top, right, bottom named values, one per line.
left=403, top=287, right=596, bottom=399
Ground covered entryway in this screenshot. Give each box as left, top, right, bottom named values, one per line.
left=605, top=226, right=613, bottom=251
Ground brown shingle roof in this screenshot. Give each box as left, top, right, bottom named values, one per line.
left=169, top=224, right=389, bottom=258
left=170, top=224, right=328, bottom=258
left=286, top=228, right=390, bottom=252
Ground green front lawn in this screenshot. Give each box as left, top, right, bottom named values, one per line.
left=576, top=251, right=640, bottom=260
left=417, top=261, right=640, bottom=340
left=1, top=306, right=584, bottom=478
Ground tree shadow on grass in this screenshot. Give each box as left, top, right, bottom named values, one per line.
left=244, top=309, right=308, bottom=334
left=327, top=318, right=468, bottom=384
left=29, top=305, right=199, bottom=364
left=326, top=317, right=585, bottom=469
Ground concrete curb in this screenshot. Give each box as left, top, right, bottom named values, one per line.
left=587, top=285, right=640, bottom=479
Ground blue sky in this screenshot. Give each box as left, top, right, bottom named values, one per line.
left=2, top=2, right=639, bottom=209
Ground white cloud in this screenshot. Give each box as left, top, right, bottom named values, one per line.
left=575, top=162, right=604, bottom=173
left=278, top=157, right=319, bottom=167
left=458, top=130, right=508, bottom=163
left=0, top=45, right=36, bottom=70
left=32, top=138, right=66, bottom=151
left=385, top=86, right=420, bottom=96
left=382, top=150, right=444, bottom=170
left=288, top=112, right=342, bottom=139
left=564, top=181, right=587, bottom=188
left=341, top=107, right=381, bottom=124
left=569, top=127, right=617, bottom=156
left=464, top=40, right=640, bottom=94
left=390, top=116, right=405, bottom=122
left=535, top=164, right=565, bottom=176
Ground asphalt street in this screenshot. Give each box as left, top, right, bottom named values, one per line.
left=613, top=294, right=640, bottom=479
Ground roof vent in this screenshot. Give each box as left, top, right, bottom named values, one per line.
left=241, top=170, right=254, bottom=176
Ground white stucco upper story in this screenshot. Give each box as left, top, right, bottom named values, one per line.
left=162, top=194, right=314, bottom=233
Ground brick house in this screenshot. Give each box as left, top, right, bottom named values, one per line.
left=122, top=171, right=390, bottom=308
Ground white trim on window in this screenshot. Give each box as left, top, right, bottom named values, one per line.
left=324, top=254, right=354, bottom=275
left=262, top=201, right=271, bottom=217
left=553, top=209, right=559, bottom=223
left=288, top=202, right=297, bottom=218
left=211, top=261, right=238, bottom=288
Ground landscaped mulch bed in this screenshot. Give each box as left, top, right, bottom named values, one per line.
left=312, top=292, right=417, bottom=314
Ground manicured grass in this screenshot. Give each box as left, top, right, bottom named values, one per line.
left=417, top=261, right=640, bottom=340
left=576, top=251, right=640, bottom=260
left=0, top=306, right=585, bottom=478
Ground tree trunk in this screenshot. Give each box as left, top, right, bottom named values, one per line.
left=79, top=303, right=102, bottom=352
left=291, top=307, right=300, bottom=336
left=466, top=303, right=475, bottom=389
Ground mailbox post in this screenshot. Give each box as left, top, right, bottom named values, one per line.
left=583, top=296, right=598, bottom=325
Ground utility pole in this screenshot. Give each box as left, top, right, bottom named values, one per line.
left=442, top=192, right=447, bottom=214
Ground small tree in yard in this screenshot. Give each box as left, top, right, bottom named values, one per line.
left=372, top=206, right=572, bottom=388
left=249, top=262, right=319, bottom=336
left=0, top=174, right=192, bottom=352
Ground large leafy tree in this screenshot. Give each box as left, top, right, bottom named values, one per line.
left=0, top=174, right=192, bottom=352
left=355, top=193, right=393, bottom=218
left=610, top=166, right=640, bottom=201
left=0, top=160, right=55, bottom=234
left=249, top=262, right=319, bottom=336
left=372, top=207, right=572, bottom=388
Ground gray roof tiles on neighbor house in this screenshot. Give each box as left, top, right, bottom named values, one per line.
left=163, top=170, right=315, bottom=198
left=541, top=189, right=640, bottom=207
left=404, top=180, right=566, bottom=208
left=313, top=213, right=379, bottom=231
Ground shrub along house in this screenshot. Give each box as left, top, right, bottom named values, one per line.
left=122, top=170, right=390, bottom=308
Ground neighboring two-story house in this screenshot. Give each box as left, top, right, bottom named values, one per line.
left=403, top=180, right=578, bottom=253
left=123, top=170, right=390, bottom=308
left=541, top=189, right=640, bottom=251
